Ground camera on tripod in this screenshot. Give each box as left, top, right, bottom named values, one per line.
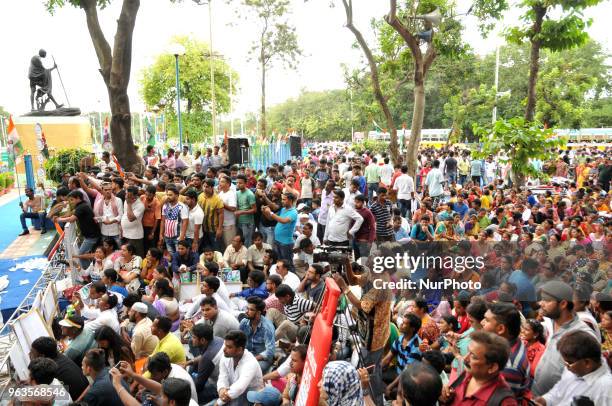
left=313, top=244, right=352, bottom=265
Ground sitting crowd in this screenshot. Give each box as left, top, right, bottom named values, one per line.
left=10, top=142, right=612, bottom=406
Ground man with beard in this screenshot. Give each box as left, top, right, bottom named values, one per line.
left=532, top=281, right=595, bottom=396
left=217, top=330, right=264, bottom=405
left=239, top=296, right=276, bottom=372
left=296, top=263, right=326, bottom=303
left=128, top=302, right=158, bottom=359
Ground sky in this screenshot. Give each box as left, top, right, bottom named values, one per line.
left=1, top=0, right=610, bottom=120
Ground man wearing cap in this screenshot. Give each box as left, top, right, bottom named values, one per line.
left=129, top=302, right=158, bottom=359
left=60, top=315, right=96, bottom=367
left=532, top=281, right=596, bottom=396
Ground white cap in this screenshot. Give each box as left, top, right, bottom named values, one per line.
left=131, top=302, right=148, bottom=314
left=297, top=203, right=306, bottom=211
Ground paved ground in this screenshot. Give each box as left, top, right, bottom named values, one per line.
left=0, top=189, right=56, bottom=260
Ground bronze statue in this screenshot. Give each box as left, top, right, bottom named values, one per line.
left=29, top=49, right=63, bottom=111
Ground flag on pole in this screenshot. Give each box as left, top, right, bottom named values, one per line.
left=145, top=116, right=156, bottom=147
left=7, top=116, right=23, bottom=158
left=372, top=119, right=383, bottom=133
left=112, top=154, right=125, bottom=178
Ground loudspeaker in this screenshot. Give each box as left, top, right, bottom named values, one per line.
left=228, top=137, right=250, bottom=165
left=289, top=135, right=302, bottom=157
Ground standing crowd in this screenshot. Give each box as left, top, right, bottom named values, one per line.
left=12, top=141, right=612, bottom=406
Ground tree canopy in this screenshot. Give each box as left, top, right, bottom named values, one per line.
left=140, top=36, right=236, bottom=142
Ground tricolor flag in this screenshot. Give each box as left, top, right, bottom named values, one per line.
left=7, top=116, right=23, bottom=157
left=102, top=117, right=111, bottom=144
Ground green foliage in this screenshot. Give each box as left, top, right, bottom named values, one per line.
left=140, top=36, right=235, bottom=141
left=240, top=0, right=302, bottom=69
left=0, top=173, right=14, bottom=190
left=346, top=39, right=609, bottom=133
left=44, top=0, right=112, bottom=14
left=44, top=148, right=91, bottom=185
left=350, top=140, right=389, bottom=156
left=473, top=117, right=566, bottom=183
left=584, top=98, right=612, bottom=127
left=267, top=90, right=356, bottom=141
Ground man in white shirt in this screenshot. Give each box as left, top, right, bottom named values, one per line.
left=270, top=259, right=300, bottom=290
left=379, top=156, right=394, bottom=187
left=536, top=330, right=612, bottom=406
left=342, top=179, right=361, bottom=209
left=80, top=293, right=121, bottom=333
left=121, top=186, right=145, bottom=257
left=217, top=330, right=264, bottom=405
left=393, top=165, right=415, bottom=218
left=425, top=159, right=445, bottom=200
left=218, top=176, right=237, bottom=249
left=323, top=189, right=363, bottom=245
left=184, top=189, right=204, bottom=252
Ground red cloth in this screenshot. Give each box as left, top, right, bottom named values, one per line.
left=450, top=373, right=518, bottom=406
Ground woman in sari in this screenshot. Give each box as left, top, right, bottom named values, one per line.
left=141, top=247, right=167, bottom=285
left=114, top=242, right=143, bottom=293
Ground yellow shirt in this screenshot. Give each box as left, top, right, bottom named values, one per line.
left=197, top=193, right=225, bottom=233
left=481, top=195, right=492, bottom=209
left=152, top=332, right=186, bottom=365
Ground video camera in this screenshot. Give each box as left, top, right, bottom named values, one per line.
left=313, top=244, right=352, bottom=265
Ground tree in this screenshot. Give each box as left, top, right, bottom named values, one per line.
left=267, top=89, right=359, bottom=141
left=473, top=117, right=566, bottom=186
left=333, top=1, right=506, bottom=174
left=45, top=0, right=142, bottom=172
left=234, top=0, right=301, bottom=138
left=584, top=97, right=612, bottom=128
left=507, top=0, right=604, bottom=122
left=140, top=36, right=235, bottom=142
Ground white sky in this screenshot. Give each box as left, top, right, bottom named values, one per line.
left=1, top=0, right=610, bottom=119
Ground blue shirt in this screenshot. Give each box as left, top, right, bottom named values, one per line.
left=394, top=227, right=410, bottom=241
left=453, top=202, right=469, bottom=219
left=391, top=334, right=421, bottom=374
left=508, top=270, right=536, bottom=313
left=239, top=316, right=276, bottom=361
left=274, top=207, right=298, bottom=245
left=235, top=282, right=269, bottom=299
left=410, top=224, right=434, bottom=241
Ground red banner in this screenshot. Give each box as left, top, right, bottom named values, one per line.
left=294, top=278, right=340, bottom=406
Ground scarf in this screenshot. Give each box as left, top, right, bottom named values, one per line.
left=94, top=193, right=119, bottom=217
left=322, top=361, right=364, bottom=406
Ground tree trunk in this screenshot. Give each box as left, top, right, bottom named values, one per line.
left=525, top=4, right=546, bottom=122
left=342, top=0, right=399, bottom=163
left=109, top=88, right=142, bottom=173
left=81, top=0, right=142, bottom=174
left=260, top=50, right=267, bottom=138
left=406, top=79, right=425, bottom=179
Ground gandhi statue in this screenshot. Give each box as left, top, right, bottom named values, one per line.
left=29, top=49, right=63, bottom=111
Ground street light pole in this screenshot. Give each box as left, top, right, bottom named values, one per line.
left=174, top=52, right=184, bottom=149
left=230, top=68, right=234, bottom=137
left=209, top=0, right=216, bottom=143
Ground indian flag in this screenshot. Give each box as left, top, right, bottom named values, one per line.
left=7, top=116, right=23, bottom=158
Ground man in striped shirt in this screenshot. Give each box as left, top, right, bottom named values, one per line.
left=159, top=185, right=189, bottom=254
left=481, top=302, right=532, bottom=400
left=266, top=284, right=315, bottom=343
left=369, top=187, right=395, bottom=243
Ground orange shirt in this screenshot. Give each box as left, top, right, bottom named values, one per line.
left=141, top=195, right=161, bottom=228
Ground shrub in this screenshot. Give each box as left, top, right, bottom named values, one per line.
left=44, top=148, right=91, bottom=185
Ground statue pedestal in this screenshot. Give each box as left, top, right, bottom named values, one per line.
left=13, top=115, right=93, bottom=175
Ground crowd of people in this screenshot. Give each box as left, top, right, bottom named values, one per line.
left=11, top=141, right=612, bottom=406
